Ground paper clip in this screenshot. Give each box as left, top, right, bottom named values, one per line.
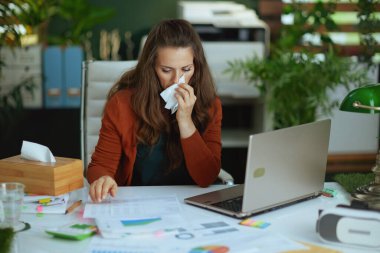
left=37, top=198, right=52, bottom=204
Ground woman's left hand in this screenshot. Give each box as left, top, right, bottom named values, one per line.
left=175, top=83, right=197, bottom=138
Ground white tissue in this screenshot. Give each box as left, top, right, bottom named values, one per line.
left=20, top=141, right=56, bottom=163
left=160, top=74, right=185, bottom=114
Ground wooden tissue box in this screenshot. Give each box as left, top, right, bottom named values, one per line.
left=0, top=155, right=84, bottom=196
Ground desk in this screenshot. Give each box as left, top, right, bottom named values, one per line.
left=15, top=183, right=377, bottom=253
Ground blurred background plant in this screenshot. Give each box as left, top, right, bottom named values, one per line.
left=357, top=0, right=380, bottom=66
left=0, top=0, right=47, bottom=136
left=227, top=0, right=375, bottom=129
left=0, top=0, right=114, bottom=47
left=0, top=0, right=114, bottom=141
left=47, top=0, right=114, bottom=45
left=0, top=0, right=58, bottom=46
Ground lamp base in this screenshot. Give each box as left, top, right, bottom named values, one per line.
left=351, top=153, right=380, bottom=210
left=352, top=183, right=380, bottom=199
left=352, top=184, right=380, bottom=210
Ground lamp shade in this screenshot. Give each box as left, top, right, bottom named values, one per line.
left=339, top=84, right=380, bottom=114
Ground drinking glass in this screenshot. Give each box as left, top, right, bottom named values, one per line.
left=0, top=182, right=25, bottom=231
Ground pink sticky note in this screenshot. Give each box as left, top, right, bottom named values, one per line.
left=36, top=205, right=43, bottom=213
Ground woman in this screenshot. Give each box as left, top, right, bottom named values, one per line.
left=87, top=19, right=222, bottom=202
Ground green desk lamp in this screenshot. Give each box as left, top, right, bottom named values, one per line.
left=340, top=83, right=380, bottom=204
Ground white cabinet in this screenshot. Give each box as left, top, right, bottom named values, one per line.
left=0, top=46, right=43, bottom=108
left=203, top=41, right=267, bottom=148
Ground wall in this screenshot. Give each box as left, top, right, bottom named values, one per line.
left=87, top=0, right=258, bottom=59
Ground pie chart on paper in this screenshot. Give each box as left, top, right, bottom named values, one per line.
left=189, top=245, right=229, bottom=253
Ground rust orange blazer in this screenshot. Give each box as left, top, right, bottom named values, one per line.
left=86, top=89, right=222, bottom=187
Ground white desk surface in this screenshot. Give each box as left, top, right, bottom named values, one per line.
left=15, top=182, right=377, bottom=253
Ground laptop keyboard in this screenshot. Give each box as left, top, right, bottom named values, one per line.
left=211, top=196, right=243, bottom=212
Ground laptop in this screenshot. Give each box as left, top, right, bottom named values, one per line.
left=185, top=119, right=331, bottom=218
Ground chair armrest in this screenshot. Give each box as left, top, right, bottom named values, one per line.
left=218, top=169, right=234, bottom=185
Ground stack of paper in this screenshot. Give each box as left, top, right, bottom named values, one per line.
left=84, top=195, right=185, bottom=238
left=86, top=219, right=309, bottom=253
left=83, top=195, right=311, bottom=253
left=23, top=193, right=70, bottom=214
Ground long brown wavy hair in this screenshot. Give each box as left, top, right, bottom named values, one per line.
left=108, top=19, right=217, bottom=171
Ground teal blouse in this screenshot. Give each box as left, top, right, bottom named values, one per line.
left=131, top=135, right=195, bottom=186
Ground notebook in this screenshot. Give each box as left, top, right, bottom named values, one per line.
left=185, top=119, right=331, bottom=218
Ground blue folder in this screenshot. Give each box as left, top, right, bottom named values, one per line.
left=43, top=46, right=64, bottom=108
left=63, top=47, right=83, bottom=108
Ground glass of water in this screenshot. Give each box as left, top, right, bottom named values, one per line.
left=0, top=182, right=25, bottom=232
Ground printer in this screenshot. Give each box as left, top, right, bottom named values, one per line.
left=178, top=1, right=269, bottom=44
left=178, top=1, right=269, bottom=98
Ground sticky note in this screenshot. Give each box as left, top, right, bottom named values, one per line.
left=322, top=188, right=337, bottom=197
left=36, top=205, right=43, bottom=213
left=36, top=205, right=44, bottom=217
left=239, top=218, right=270, bottom=229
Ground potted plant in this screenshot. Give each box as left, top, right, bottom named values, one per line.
left=0, top=0, right=114, bottom=46
left=226, top=1, right=371, bottom=129
left=0, top=1, right=44, bottom=145
left=0, top=0, right=114, bottom=150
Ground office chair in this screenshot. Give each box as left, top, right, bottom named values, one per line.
left=81, top=60, right=234, bottom=185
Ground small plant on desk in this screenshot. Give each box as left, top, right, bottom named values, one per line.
left=0, top=227, right=14, bottom=253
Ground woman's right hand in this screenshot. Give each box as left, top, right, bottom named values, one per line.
left=89, top=175, right=118, bottom=203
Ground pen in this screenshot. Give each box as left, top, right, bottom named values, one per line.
left=36, top=197, right=53, bottom=204
left=65, top=200, right=82, bottom=215
left=34, top=197, right=65, bottom=206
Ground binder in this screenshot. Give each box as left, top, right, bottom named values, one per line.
left=63, top=46, right=83, bottom=108
left=43, top=46, right=64, bottom=108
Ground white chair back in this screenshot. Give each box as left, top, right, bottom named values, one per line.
left=80, top=60, right=137, bottom=172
